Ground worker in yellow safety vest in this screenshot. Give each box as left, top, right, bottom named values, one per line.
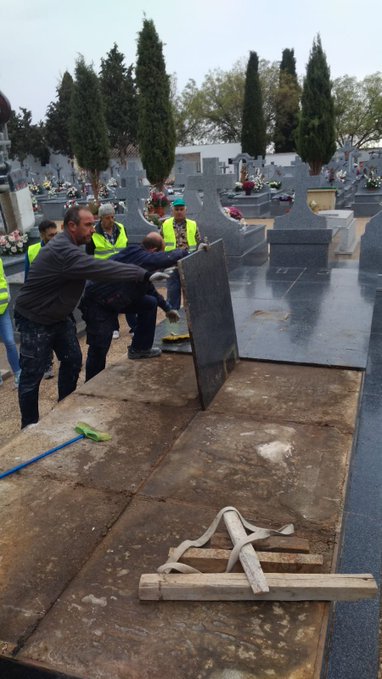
left=25, top=219, right=57, bottom=280
left=86, top=203, right=129, bottom=338
left=0, top=258, right=20, bottom=387
left=25, top=219, right=58, bottom=379
left=160, top=197, right=201, bottom=309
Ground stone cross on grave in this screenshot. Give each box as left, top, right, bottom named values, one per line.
left=339, top=138, right=357, bottom=174
left=184, top=157, right=234, bottom=222
left=123, top=161, right=151, bottom=239
left=273, top=162, right=327, bottom=230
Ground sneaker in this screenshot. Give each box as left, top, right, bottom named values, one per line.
left=112, top=330, right=120, bottom=340
left=128, top=347, right=162, bottom=360
left=43, top=367, right=54, bottom=380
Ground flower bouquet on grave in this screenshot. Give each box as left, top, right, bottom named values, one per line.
left=268, top=180, right=282, bottom=190
left=147, top=188, right=170, bottom=216
left=98, top=184, right=110, bottom=199
left=235, top=182, right=243, bottom=192
left=223, top=206, right=244, bottom=221
left=252, top=171, right=266, bottom=192
left=0, top=229, right=29, bottom=256
left=365, top=174, right=381, bottom=190
left=64, top=198, right=79, bottom=211
left=66, top=185, right=81, bottom=199
left=242, top=180, right=255, bottom=195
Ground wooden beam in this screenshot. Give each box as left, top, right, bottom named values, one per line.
left=211, top=532, right=310, bottom=553
left=168, top=547, right=324, bottom=573
left=139, top=572, right=378, bottom=602
left=222, top=509, right=269, bottom=594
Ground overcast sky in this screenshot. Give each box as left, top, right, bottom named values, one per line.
left=1, top=0, right=381, bottom=123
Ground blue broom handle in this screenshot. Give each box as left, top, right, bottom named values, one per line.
left=0, top=434, right=85, bottom=479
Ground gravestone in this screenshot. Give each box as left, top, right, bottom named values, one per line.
left=178, top=239, right=238, bottom=408
left=120, top=161, right=151, bottom=243
left=366, top=151, right=382, bottom=178
left=174, top=159, right=199, bottom=187
left=318, top=209, right=357, bottom=254
left=230, top=153, right=255, bottom=182
left=359, top=209, right=382, bottom=271
left=188, top=157, right=268, bottom=268
left=353, top=182, right=382, bottom=217
left=268, top=163, right=332, bottom=267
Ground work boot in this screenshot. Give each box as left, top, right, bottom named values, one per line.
left=128, top=347, right=162, bottom=360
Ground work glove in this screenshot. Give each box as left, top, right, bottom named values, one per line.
left=149, top=271, right=170, bottom=283
left=166, top=309, right=180, bottom=323
left=197, top=242, right=209, bottom=252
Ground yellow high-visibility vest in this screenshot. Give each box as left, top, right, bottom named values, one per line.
left=27, top=242, right=42, bottom=265
left=92, top=222, right=128, bottom=259
left=162, top=219, right=197, bottom=252
left=0, top=259, right=10, bottom=315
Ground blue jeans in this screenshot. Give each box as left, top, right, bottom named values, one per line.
left=166, top=269, right=181, bottom=310
left=15, top=313, right=82, bottom=428
left=0, top=308, right=20, bottom=375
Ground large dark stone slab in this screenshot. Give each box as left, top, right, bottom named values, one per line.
left=267, top=228, right=332, bottom=267
left=178, top=239, right=238, bottom=408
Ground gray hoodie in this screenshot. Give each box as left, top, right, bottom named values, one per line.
left=15, top=229, right=149, bottom=325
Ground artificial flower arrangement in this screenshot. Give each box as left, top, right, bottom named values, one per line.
left=242, top=180, right=255, bottom=193
left=365, top=174, right=381, bottom=190
left=98, top=184, right=110, bottom=199
left=268, top=181, right=282, bottom=190
left=66, top=185, right=81, bottom=199
left=0, top=229, right=29, bottom=256
left=107, top=177, right=118, bottom=188
left=147, top=188, right=170, bottom=209
left=223, top=206, right=244, bottom=221
left=64, top=198, right=79, bottom=210
left=336, top=169, right=347, bottom=183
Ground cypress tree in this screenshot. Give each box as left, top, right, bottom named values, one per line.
left=99, top=44, right=138, bottom=164
left=241, top=51, right=266, bottom=158
left=45, top=71, right=74, bottom=157
left=69, top=56, right=109, bottom=200
left=274, top=48, right=300, bottom=152
left=136, top=18, right=176, bottom=187
left=296, top=35, right=336, bottom=175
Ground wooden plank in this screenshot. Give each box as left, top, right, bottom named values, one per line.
left=222, top=510, right=269, bottom=594
left=168, top=547, right=324, bottom=573
left=139, top=572, right=378, bottom=602
left=211, top=532, right=310, bottom=553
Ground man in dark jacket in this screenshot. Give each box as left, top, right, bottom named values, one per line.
left=14, top=207, right=167, bottom=428
left=80, top=231, right=188, bottom=381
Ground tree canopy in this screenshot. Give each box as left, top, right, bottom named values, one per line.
left=136, top=18, right=176, bottom=186
left=45, top=71, right=74, bottom=157
left=69, top=56, right=109, bottom=199
left=241, top=51, right=267, bottom=158
left=7, top=107, right=50, bottom=165
left=99, top=43, right=138, bottom=164
left=333, top=73, right=382, bottom=148
left=296, top=35, right=336, bottom=174
left=274, top=48, right=300, bottom=152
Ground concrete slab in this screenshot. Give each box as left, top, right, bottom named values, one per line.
left=18, top=498, right=328, bottom=679
left=78, top=353, right=198, bottom=407
left=0, top=358, right=362, bottom=677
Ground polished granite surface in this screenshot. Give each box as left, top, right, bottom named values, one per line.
left=156, top=261, right=379, bottom=369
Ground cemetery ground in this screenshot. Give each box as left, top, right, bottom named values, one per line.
left=0, top=216, right=380, bottom=679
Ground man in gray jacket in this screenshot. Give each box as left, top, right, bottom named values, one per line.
left=14, top=206, right=167, bottom=428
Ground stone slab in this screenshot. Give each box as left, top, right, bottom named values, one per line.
left=143, top=409, right=353, bottom=526
left=78, top=353, right=199, bottom=407
left=0, top=356, right=362, bottom=678
left=18, top=498, right=328, bottom=679
left=159, top=264, right=378, bottom=370
left=178, top=240, right=238, bottom=408
left=0, top=393, right=197, bottom=495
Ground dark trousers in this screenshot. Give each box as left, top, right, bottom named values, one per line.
left=167, top=269, right=181, bottom=310
left=85, top=295, right=158, bottom=382
left=15, top=314, right=82, bottom=428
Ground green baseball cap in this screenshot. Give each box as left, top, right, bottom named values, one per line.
left=172, top=198, right=186, bottom=207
